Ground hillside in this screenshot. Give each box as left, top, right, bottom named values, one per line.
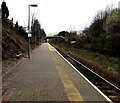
left=2, top=21, right=31, bottom=69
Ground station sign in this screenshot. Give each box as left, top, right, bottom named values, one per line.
left=28, top=33, right=32, bottom=37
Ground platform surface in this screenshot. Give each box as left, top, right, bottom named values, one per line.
left=2, top=43, right=110, bottom=102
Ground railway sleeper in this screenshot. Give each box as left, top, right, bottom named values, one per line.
left=93, top=82, right=106, bottom=86
left=97, top=86, right=117, bottom=92
left=102, top=90, right=118, bottom=95
left=108, top=95, right=119, bottom=101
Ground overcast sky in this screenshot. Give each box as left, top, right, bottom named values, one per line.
left=2, top=0, right=120, bottom=35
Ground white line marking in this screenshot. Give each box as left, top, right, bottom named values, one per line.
left=68, top=55, right=120, bottom=91
left=50, top=44, right=113, bottom=103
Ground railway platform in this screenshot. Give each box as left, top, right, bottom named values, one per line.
left=2, top=43, right=112, bottom=102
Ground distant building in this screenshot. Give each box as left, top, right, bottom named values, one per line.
left=118, top=1, right=120, bottom=8
left=77, top=30, right=83, bottom=35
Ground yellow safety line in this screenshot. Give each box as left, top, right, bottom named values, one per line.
left=48, top=44, right=84, bottom=102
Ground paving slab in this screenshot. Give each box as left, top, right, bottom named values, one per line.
left=2, top=43, right=111, bottom=102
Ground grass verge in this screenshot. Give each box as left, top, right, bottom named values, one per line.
left=51, top=43, right=120, bottom=87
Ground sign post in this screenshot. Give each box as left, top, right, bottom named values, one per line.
left=27, top=4, right=37, bottom=59
left=28, top=33, right=32, bottom=59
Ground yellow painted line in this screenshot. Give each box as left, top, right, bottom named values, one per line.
left=48, top=43, right=55, bottom=51
left=48, top=44, right=84, bottom=102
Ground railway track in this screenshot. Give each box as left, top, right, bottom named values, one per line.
left=54, top=46, right=120, bottom=103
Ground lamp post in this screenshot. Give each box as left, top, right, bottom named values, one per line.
left=28, top=4, right=38, bottom=59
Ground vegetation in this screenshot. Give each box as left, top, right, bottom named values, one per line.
left=51, top=6, right=120, bottom=58
left=31, top=19, right=46, bottom=46
left=82, top=8, right=120, bottom=57
left=104, top=9, right=120, bottom=34
left=1, top=1, right=9, bottom=21
left=53, top=43, right=120, bottom=75
left=50, top=6, right=120, bottom=76
left=1, top=1, right=46, bottom=60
